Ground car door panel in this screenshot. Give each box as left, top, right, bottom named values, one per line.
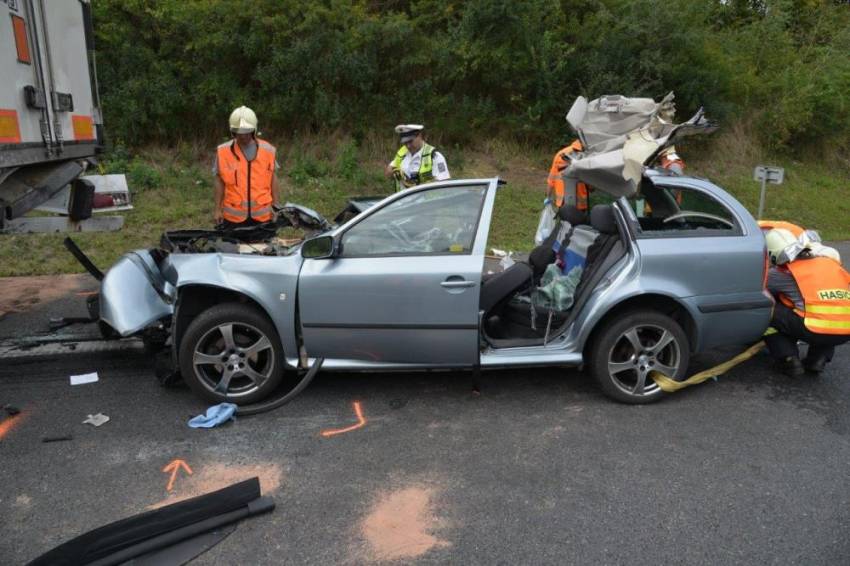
left=299, top=255, right=483, bottom=364
left=298, top=180, right=498, bottom=366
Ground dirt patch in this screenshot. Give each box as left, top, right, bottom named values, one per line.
left=360, top=486, right=449, bottom=562
left=0, top=274, right=89, bottom=318
left=149, top=462, right=283, bottom=509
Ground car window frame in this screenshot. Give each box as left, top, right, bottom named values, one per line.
left=625, top=179, right=744, bottom=239
left=335, top=182, right=491, bottom=259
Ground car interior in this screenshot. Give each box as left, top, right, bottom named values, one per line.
left=481, top=202, right=627, bottom=347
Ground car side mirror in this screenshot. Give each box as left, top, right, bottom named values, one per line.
left=301, top=235, right=336, bottom=259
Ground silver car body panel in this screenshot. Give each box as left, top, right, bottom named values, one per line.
left=99, top=250, right=174, bottom=335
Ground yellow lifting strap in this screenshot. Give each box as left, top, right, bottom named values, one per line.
left=650, top=341, right=766, bottom=393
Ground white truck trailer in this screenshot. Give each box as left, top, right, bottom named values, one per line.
left=0, top=0, right=127, bottom=233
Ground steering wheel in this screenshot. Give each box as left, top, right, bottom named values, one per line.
left=662, top=211, right=735, bottom=229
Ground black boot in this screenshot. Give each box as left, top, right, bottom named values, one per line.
left=803, top=355, right=828, bottom=374
left=777, top=356, right=804, bottom=377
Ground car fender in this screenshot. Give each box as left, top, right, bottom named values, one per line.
left=169, top=253, right=303, bottom=365
left=577, top=288, right=702, bottom=353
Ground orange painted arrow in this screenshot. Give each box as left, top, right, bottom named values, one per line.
left=321, top=401, right=367, bottom=437
left=162, top=459, right=193, bottom=492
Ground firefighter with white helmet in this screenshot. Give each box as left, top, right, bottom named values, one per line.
left=212, top=106, right=281, bottom=226
left=763, top=224, right=850, bottom=376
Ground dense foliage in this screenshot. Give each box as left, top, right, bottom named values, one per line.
left=93, top=0, right=850, bottom=149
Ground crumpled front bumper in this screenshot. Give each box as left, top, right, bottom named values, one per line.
left=100, top=250, right=174, bottom=336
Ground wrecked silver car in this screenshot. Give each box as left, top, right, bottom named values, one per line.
left=98, top=95, right=773, bottom=404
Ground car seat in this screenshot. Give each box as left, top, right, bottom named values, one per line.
left=499, top=204, right=619, bottom=337
left=480, top=261, right=533, bottom=315
left=528, top=205, right=587, bottom=279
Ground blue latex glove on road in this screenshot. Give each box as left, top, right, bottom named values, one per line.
left=188, top=403, right=238, bottom=428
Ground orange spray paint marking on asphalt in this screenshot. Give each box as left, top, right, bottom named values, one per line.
left=75, top=291, right=99, bottom=297
left=321, top=401, right=367, bottom=437
left=0, top=411, right=27, bottom=441
left=162, top=459, right=193, bottom=491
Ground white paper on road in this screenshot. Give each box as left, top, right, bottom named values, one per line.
left=70, top=372, right=99, bottom=385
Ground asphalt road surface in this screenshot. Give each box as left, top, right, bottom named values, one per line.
left=1, top=249, right=849, bottom=565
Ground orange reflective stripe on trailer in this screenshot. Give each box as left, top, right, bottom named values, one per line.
left=0, top=109, right=21, bottom=143
left=72, top=115, right=95, bottom=141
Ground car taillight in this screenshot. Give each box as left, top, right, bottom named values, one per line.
left=92, top=194, right=114, bottom=208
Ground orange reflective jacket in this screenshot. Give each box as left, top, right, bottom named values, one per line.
left=779, top=257, right=850, bottom=335
left=547, top=140, right=588, bottom=210
left=758, top=220, right=805, bottom=237
left=217, top=139, right=276, bottom=223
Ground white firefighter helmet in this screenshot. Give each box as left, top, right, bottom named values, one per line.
left=765, top=228, right=797, bottom=265
left=229, top=106, right=258, bottom=134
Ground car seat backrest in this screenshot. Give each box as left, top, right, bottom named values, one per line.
left=562, top=225, right=599, bottom=273
left=528, top=205, right=588, bottom=279
left=590, top=204, right=617, bottom=235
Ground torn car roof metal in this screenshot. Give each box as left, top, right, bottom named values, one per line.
left=564, top=92, right=716, bottom=197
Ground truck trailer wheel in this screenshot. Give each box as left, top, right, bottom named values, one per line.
left=178, top=303, right=284, bottom=404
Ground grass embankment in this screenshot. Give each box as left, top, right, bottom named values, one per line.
left=1, top=131, right=848, bottom=277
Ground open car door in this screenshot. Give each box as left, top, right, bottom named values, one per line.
left=297, top=179, right=498, bottom=366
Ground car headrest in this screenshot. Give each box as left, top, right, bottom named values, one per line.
left=558, top=204, right=587, bottom=226
left=590, top=204, right=617, bottom=234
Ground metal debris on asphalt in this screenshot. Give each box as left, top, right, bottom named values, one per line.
left=83, top=413, right=110, bottom=427
left=70, top=372, right=99, bottom=385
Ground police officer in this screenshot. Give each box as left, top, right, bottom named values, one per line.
left=213, top=106, right=280, bottom=227
left=384, top=124, right=450, bottom=191
left=764, top=226, right=850, bottom=376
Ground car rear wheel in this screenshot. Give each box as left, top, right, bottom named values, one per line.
left=179, top=303, right=284, bottom=404
left=589, top=310, right=690, bottom=404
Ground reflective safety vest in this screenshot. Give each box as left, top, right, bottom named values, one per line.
left=392, top=143, right=436, bottom=189
left=548, top=140, right=589, bottom=211
left=216, top=139, right=276, bottom=223
left=779, top=256, right=850, bottom=335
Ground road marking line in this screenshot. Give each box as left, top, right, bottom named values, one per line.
left=0, top=410, right=27, bottom=441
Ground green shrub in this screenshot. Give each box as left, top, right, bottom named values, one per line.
left=126, top=158, right=162, bottom=192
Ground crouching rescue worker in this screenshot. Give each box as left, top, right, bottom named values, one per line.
left=385, top=124, right=450, bottom=191
left=763, top=224, right=850, bottom=376
left=213, top=105, right=280, bottom=228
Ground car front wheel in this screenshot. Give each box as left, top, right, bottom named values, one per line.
left=179, top=303, right=284, bottom=404
left=589, top=310, right=690, bottom=404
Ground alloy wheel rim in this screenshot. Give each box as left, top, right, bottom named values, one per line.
left=606, top=323, right=681, bottom=397
left=192, top=322, right=275, bottom=399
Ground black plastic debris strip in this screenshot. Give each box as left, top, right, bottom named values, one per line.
left=27, top=477, right=274, bottom=566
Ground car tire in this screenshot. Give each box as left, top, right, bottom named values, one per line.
left=589, top=310, right=690, bottom=404
left=179, top=302, right=284, bottom=405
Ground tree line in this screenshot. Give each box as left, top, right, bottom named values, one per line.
left=93, top=0, right=850, bottom=150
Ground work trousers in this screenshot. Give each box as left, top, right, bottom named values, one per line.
left=764, top=303, right=850, bottom=362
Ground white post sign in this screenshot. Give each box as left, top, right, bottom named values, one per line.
left=754, top=165, right=784, bottom=219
